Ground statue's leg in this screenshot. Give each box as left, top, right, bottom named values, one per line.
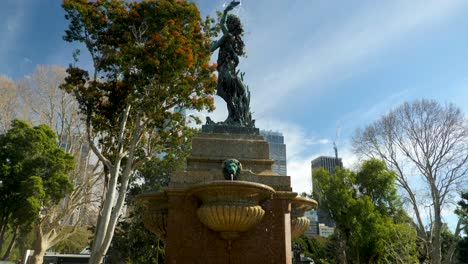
left=232, top=77, right=250, bottom=123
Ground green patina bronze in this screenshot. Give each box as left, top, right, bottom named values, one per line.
left=207, top=1, right=256, bottom=131
left=222, top=159, right=242, bottom=180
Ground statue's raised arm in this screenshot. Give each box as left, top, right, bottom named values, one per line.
left=210, top=1, right=241, bottom=52
left=205, top=0, right=256, bottom=131
left=222, top=1, right=240, bottom=32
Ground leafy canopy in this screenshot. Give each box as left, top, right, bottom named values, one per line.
left=0, top=120, right=75, bottom=231
left=456, top=192, right=468, bottom=263
left=61, top=0, right=216, bottom=146
left=61, top=1, right=217, bottom=261
left=313, top=159, right=417, bottom=263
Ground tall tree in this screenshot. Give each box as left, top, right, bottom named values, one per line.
left=106, top=144, right=189, bottom=264
left=293, top=235, right=334, bottom=264
left=18, top=65, right=82, bottom=142
left=352, top=99, right=468, bottom=264
left=313, top=159, right=418, bottom=263
left=61, top=0, right=216, bottom=262
left=0, top=76, right=19, bottom=133
left=456, top=192, right=468, bottom=263
left=16, top=65, right=102, bottom=263
left=0, top=120, right=75, bottom=262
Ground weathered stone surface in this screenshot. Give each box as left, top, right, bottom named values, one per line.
left=202, top=124, right=260, bottom=135
left=170, top=170, right=292, bottom=191
left=164, top=188, right=296, bottom=264
left=189, top=181, right=274, bottom=241
left=291, top=196, right=318, bottom=239
left=137, top=192, right=168, bottom=240
left=186, top=132, right=274, bottom=176
left=291, top=216, right=310, bottom=239
left=140, top=131, right=315, bottom=264
left=190, top=133, right=270, bottom=159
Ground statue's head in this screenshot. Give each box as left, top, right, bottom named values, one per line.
left=226, top=14, right=243, bottom=36
left=222, top=159, right=242, bottom=180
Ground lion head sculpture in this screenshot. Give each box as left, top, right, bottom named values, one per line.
left=222, top=159, right=242, bottom=180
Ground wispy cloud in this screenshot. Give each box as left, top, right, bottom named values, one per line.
left=242, top=0, right=466, bottom=115
left=22, top=57, right=32, bottom=64
left=256, top=118, right=338, bottom=193
left=191, top=1, right=466, bottom=197
left=337, top=89, right=410, bottom=136
left=0, top=0, right=28, bottom=75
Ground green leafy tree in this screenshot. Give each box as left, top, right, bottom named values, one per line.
left=52, top=226, right=92, bottom=254
left=0, top=120, right=75, bottom=262
left=61, top=0, right=216, bottom=262
left=0, top=76, right=18, bottom=133
left=293, top=235, right=335, bottom=264
left=12, top=65, right=102, bottom=264
left=456, top=192, right=468, bottom=263
left=353, top=100, right=468, bottom=264
left=313, top=159, right=418, bottom=263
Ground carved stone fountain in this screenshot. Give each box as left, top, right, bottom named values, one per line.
left=291, top=196, right=318, bottom=239
left=137, top=2, right=317, bottom=263
left=189, top=181, right=274, bottom=242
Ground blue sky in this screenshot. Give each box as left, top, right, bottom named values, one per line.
left=2, top=0, right=468, bottom=227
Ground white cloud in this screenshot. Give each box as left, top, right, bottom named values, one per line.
left=7, top=15, right=20, bottom=32
left=22, top=57, right=32, bottom=64
left=0, top=1, right=26, bottom=64
left=288, top=156, right=314, bottom=194
left=243, top=0, right=466, bottom=115
left=255, top=118, right=337, bottom=194
left=317, top=139, right=331, bottom=145
left=337, top=89, right=410, bottom=137
left=186, top=95, right=228, bottom=127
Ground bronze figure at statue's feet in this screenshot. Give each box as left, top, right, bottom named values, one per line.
left=203, top=1, right=258, bottom=134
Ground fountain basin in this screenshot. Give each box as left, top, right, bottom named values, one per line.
left=291, top=196, right=318, bottom=239
left=189, top=180, right=274, bottom=240
left=137, top=191, right=168, bottom=240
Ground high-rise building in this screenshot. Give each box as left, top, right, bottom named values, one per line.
left=311, top=156, right=343, bottom=191
left=260, top=130, right=287, bottom=176
left=311, top=156, right=343, bottom=176
left=310, top=153, right=343, bottom=228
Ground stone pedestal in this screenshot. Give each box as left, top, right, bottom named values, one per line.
left=139, top=132, right=317, bottom=264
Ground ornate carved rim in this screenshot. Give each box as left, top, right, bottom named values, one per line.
left=291, top=216, right=311, bottom=239
left=188, top=180, right=275, bottom=204
left=188, top=180, right=275, bottom=241
left=290, top=196, right=317, bottom=239
left=136, top=191, right=169, bottom=239
left=137, top=191, right=167, bottom=204
left=291, top=196, right=317, bottom=217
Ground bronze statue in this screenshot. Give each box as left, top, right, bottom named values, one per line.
left=210, top=1, right=254, bottom=127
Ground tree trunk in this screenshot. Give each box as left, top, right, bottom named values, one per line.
left=431, top=203, right=442, bottom=264
left=442, top=219, right=462, bottom=264
left=90, top=109, right=140, bottom=264
left=1, top=226, right=17, bottom=260
left=89, top=175, right=130, bottom=264
left=0, top=216, right=8, bottom=249
left=29, top=228, right=48, bottom=264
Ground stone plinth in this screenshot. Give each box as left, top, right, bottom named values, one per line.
left=163, top=188, right=295, bottom=264
left=139, top=132, right=317, bottom=264
left=201, top=124, right=260, bottom=135
left=186, top=133, right=274, bottom=175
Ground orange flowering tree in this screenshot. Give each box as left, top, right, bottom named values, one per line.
left=61, top=0, right=216, bottom=263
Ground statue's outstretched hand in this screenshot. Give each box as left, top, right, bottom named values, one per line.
left=224, top=1, right=240, bottom=13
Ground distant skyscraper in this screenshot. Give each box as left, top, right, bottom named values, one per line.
left=311, top=156, right=343, bottom=176
left=260, top=130, right=287, bottom=176
left=311, top=154, right=343, bottom=228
